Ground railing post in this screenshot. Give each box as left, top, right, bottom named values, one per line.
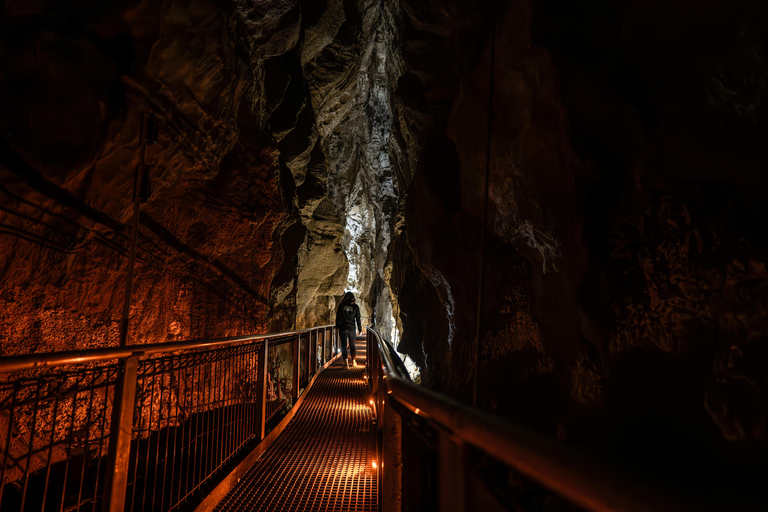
left=308, top=330, right=314, bottom=376
left=313, top=329, right=318, bottom=373
left=437, top=428, right=467, bottom=512
left=381, top=398, right=403, bottom=512
left=255, top=339, right=268, bottom=440
left=292, top=334, right=300, bottom=400
left=103, top=353, right=139, bottom=512
left=324, top=328, right=328, bottom=363
left=315, top=329, right=322, bottom=372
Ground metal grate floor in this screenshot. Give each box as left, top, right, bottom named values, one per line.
left=214, top=341, right=377, bottom=512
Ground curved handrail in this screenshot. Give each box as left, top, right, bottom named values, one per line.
left=365, top=326, right=703, bottom=512
left=367, top=326, right=410, bottom=381
left=0, top=324, right=335, bottom=373
left=0, top=323, right=340, bottom=512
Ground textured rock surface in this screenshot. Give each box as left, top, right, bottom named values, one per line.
left=0, top=0, right=295, bottom=353
left=393, top=0, right=768, bottom=502
left=0, top=0, right=406, bottom=351
left=3, top=0, right=768, bottom=503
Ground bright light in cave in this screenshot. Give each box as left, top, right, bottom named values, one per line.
left=343, top=204, right=369, bottom=296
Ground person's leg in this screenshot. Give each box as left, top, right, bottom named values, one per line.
left=350, top=332, right=357, bottom=365
left=340, top=331, right=349, bottom=360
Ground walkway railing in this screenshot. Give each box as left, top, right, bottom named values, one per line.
left=366, top=327, right=703, bottom=512
left=0, top=325, right=339, bottom=512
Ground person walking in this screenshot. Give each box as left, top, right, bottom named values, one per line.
left=335, top=291, right=362, bottom=369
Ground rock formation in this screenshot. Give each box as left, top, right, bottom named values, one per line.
left=3, top=0, right=768, bottom=504
left=392, top=0, right=768, bottom=503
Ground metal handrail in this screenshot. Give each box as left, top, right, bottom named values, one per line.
left=0, top=326, right=330, bottom=373
left=366, top=326, right=704, bottom=512
left=0, top=324, right=340, bottom=512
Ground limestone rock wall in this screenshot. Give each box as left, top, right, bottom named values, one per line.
left=272, top=0, right=412, bottom=334
left=393, top=0, right=768, bottom=499
left=0, top=0, right=412, bottom=353
left=0, top=0, right=301, bottom=353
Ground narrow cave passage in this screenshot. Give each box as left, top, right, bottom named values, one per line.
left=2, top=0, right=768, bottom=510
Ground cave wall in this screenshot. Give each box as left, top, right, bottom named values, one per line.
left=0, top=0, right=308, bottom=354
left=0, top=0, right=412, bottom=352
left=392, top=0, right=768, bottom=498
left=277, top=0, right=412, bottom=335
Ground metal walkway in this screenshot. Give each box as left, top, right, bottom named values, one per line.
left=214, top=341, right=377, bottom=512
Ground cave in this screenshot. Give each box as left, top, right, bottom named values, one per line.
left=2, top=0, right=768, bottom=509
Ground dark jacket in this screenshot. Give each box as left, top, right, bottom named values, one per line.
left=335, top=301, right=362, bottom=332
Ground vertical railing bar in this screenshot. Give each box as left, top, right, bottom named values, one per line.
left=299, top=333, right=312, bottom=389
left=186, top=357, right=195, bottom=499
left=292, top=334, right=299, bottom=402
left=237, top=347, right=244, bottom=448
left=219, top=348, right=226, bottom=467
left=257, top=340, right=268, bottom=440
left=20, top=378, right=42, bottom=512
left=195, top=351, right=203, bottom=493
left=220, top=349, right=229, bottom=467
left=236, top=348, right=244, bottom=451
left=0, top=382, right=19, bottom=508
left=247, top=347, right=254, bottom=443
left=224, top=348, right=231, bottom=463
left=207, top=350, right=214, bottom=476
left=222, top=348, right=229, bottom=464
left=165, top=357, right=181, bottom=511
left=91, top=368, right=112, bottom=512
left=177, top=359, right=187, bottom=502
left=202, top=357, right=212, bottom=486
left=156, top=359, right=170, bottom=512
left=242, top=348, right=248, bottom=447
left=231, top=350, right=239, bottom=456
left=305, top=331, right=309, bottom=388
left=41, top=381, right=61, bottom=512
left=141, top=364, right=157, bottom=512
left=231, top=348, right=237, bottom=456
left=243, top=349, right=250, bottom=446
left=310, top=329, right=315, bottom=376
left=213, top=352, right=222, bottom=474
left=103, top=354, right=139, bottom=512
left=235, top=347, right=242, bottom=451
left=250, top=346, right=256, bottom=440
left=242, top=346, right=248, bottom=446
left=61, top=375, right=84, bottom=512
left=192, top=355, right=202, bottom=496
left=206, top=354, right=215, bottom=478
left=129, top=367, right=145, bottom=512
left=176, top=363, right=188, bottom=507
left=75, top=377, right=97, bottom=511
left=159, top=358, right=174, bottom=510
left=228, top=348, right=235, bottom=457
left=224, top=349, right=233, bottom=463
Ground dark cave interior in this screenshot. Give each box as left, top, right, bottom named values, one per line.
left=2, top=0, right=768, bottom=508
